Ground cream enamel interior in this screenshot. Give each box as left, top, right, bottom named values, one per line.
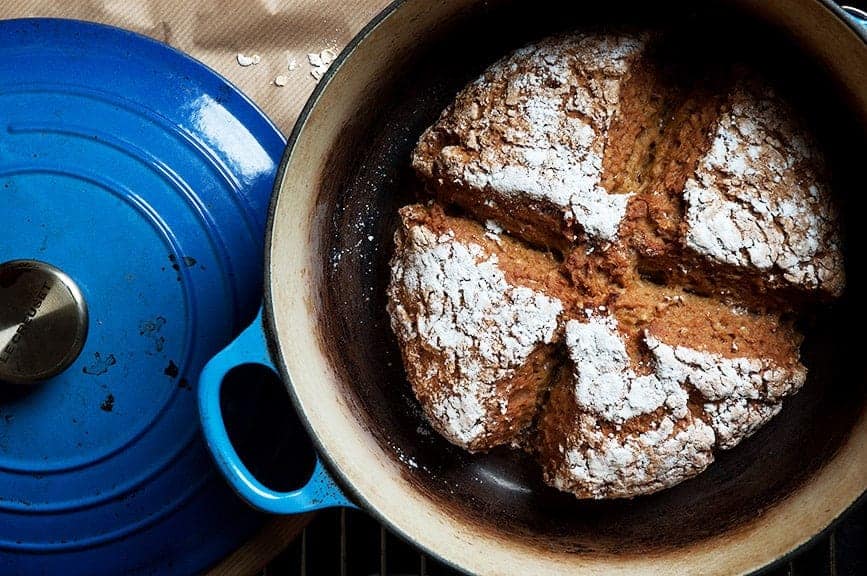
left=266, top=0, right=867, bottom=573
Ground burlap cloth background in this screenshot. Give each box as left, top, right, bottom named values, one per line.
left=0, top=1, right=394, bottom=573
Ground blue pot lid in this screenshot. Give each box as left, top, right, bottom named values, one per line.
left=0, top=19, right=284, bottom=574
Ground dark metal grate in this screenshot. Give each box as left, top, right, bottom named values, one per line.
left=261, top=499, right=865, bottom=575
left=263, top=508, right=462, bottom=576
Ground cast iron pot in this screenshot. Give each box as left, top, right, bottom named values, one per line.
left=199, top=1, right=867, bottom=573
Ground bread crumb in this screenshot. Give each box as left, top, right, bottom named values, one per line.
left=288, top=57, right=298, bottom=71
left=308, top=48, right=338, bottom=82
left=236, top=53, right=261, bottom=67
left=274, top=75, right=289, bottom=87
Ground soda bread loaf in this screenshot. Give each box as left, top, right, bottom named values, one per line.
left=389, top=32, right=844, bottom=498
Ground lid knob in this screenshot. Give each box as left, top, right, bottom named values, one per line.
left=0, top=260, right=88, bottom=385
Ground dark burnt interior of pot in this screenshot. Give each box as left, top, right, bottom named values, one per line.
left=316, top=0, right=866, bottom=553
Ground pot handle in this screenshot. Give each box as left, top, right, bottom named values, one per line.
left=198, top=309, right=356, bottom=513
left=842, top=5, right=867, bottom=31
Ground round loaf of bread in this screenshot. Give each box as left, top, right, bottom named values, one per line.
left=389, top=31, right=844, bottom=498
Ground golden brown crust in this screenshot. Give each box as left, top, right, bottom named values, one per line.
left=412, top=33, right=652, bottom=248
left=623, top=75, right=845, bottom=306
left=535, top=365, right=716, bottom=499
left=531, top=298, right=805, bottom=498
left=387, top=204, right=569, bottom=451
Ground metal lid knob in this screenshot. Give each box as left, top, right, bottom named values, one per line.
left=0, top=260, right=88, bottom=385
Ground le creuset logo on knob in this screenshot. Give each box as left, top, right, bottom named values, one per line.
left=0, top=260, right=89, bottom=385
left=0, top=279, right=52, bottom=365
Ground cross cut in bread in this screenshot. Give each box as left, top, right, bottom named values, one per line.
left=389, top=32, right=844, bottom=498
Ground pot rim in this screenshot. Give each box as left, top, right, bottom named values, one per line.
left=263, top=0, right=867, bottom=573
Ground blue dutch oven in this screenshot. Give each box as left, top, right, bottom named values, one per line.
left=198, top=1, right=867, bottom=575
